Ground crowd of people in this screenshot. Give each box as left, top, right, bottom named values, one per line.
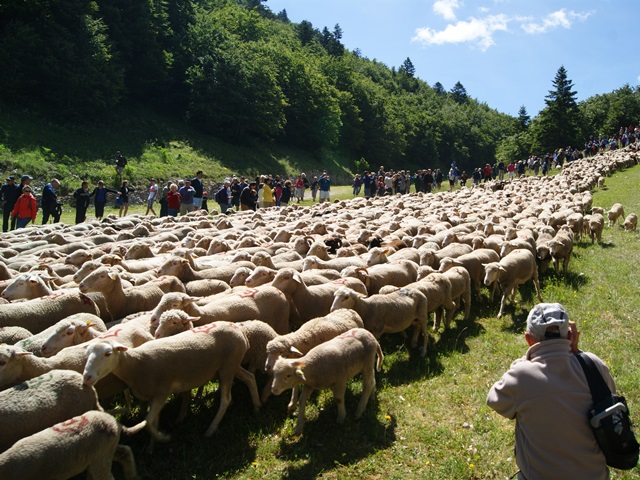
left=3, top=125, right=638, bottom=229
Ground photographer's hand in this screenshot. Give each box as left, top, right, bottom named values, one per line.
left=568, top=321, right=580, bottom=353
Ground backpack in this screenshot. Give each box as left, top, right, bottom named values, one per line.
left=576, top=352, right=639, bottom=470
left=213, top=188, right=222, bottom=203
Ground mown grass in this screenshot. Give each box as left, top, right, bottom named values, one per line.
left=103, top=164, right=640, bottom=480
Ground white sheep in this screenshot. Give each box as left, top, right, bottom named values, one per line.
left=438, top=248, right=500, bottom=298
left=83, top=322, right=261, bottom=440
left=607, top=203, right=625, bottom=227
left=271, top=327, right=383, bottom=434
left=0, top=410, right=143, bottom=480
left=78, top=267, right=167, bottom=321
left=301, top=255, right=366, bottom=272
left=483, top=249, right=543, bottom=318
left=271, top=268, right=367, bottom=328
left=438, top=266, right=471, bottom=328
left=15, top=313, right=106, bottom=357
left=547, top=231, right=574, bottom=275
left=0, top=369, right=101, bottom=453
left=0, top=326, right=32, bottom=345
left=149, top=288, right=290, bottom=335
left=330, top=286, right=429, bottom=357
left=589, top=213, right=605, bottom=244
left=622, top=213, right=638, bottom=232
left=157, top=256, right=256, bottom=284
left=0, top=291, right=101, bottom=334
left=340, top=260, right=418, bottom=295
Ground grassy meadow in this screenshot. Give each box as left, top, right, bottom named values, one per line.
left=94, top=164, right=640, bottom=480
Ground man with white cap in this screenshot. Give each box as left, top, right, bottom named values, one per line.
left=487, top=303, right=616, bottom=480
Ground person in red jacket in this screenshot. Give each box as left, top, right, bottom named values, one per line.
left=11, top=185, right=37, bottom=228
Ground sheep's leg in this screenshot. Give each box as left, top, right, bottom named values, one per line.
left=86, top=458, right=114, bottom=480
left=260, top=376, right=273, bottom=404
left=175, top=391, right=191, bottom=424
left=461, top=289, right=471, bottom=321
left=412, top=315, right=429, bottom=357
left=288, top=385, right=300, bottom=413
left=532, top=271, right=543, bottom=301
left=293, top=385, right=313, bottom=435
left=497, top=290, right=509, bottom=319
left=356, top=365, right=376, bottom=419
left=145, top=395, right=171, bottom=442
left=332, top=381, right=349, bottom=425
left=235, top=366, right=261, bottom=413
left=112, top=445, right=138, bottom=480
left=204, top=374, right=234, bottom=437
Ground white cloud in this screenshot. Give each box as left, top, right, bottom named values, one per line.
left=520, top=9, right=592, bottom=34
left=413, top=14, right=509, bottom=51
left=433, top=0, right=462, bottom=21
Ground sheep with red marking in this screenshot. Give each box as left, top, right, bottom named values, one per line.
left=270, top=327, right=383, bottom=434
left=82, top=322, right=260, bottom=440
left=330, top=286, right=429, bottom=357
left=0, top=410, right=142, bottom=480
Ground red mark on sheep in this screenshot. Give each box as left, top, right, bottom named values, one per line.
left=40, top=292, right=66, bottom=301
left=338, top=329, right=359, bottom=339
left=191, top=323, right=218, bottom=334
left=238, top=288, right=259, bottom=299
left=52, top=415, right=89, bottom=435
left=99, top=328, right=122, bottom=339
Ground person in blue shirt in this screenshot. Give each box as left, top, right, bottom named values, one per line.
left=41, top=178, right=61, bottom=224
left=318, top=172, right=331, bottom=203
left=90, top=180, right=118, bottom=220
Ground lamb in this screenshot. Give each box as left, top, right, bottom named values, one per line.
left=270, top=327, right=383, bottom=434
left=341, top=260, right=418, bottom=295
left=185, top=278, right=231, bottom=297
left=157, top=256, right=255, bottom=284
left=229, top=267, right=254, bottom=287
left=589, top=213, right=605, bottom=244
left=366, top=247, right=420, bottom=266
left=39, top=314, right=107, bottom=357
left=78, top=267, right=167, bottom=321
left=420, top=243, right=472, bottom=269
left=0, top=326, right=32, bottom=344
left=483, top=249, right=543, bottom=318
left=0, top=344, right=126, bottom=403
left=0, top=410, right=142, bottom=480
left=535, top=232, right=554, bottom=273
left=0, top=291, right=101, bottom=334
left=246, top=266, right=341, bottom=288
left=330, top=286, right=429, bottom=357
left=437, top=248, right=500, bottom=298
left=82, top=322, right=261, bottom=440
left=14, top=314, right=105, bottom=357
left=607, top=203, right=625, bottom=227
left=0, top=369, right=101, bottom=453
left=264, top=308, right=364, bottom=373
left=302, top=255, right=366, bottom=272
left=622, top=213, right=638, bottom=232
left=438, top=266, right=471, bottom=328
left=547, top=231, right=574, bottom=275
left=152, top=309, right=200, bottom=339
left=149, top=288, right=290, bottom=335
left=271, top=268, right=367, bottom=327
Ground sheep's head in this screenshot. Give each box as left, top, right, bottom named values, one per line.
left=83, top=340, right=127, bottom=387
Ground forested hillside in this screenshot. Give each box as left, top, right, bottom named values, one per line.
left=1, top=0, right=639, bottom=179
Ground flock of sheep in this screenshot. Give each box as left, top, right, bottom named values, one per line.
left=0, top=144, right=638, bottom=479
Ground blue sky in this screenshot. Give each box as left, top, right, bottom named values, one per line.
left=265, top=0, right=639, bottom=117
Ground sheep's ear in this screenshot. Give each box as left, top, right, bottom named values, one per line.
left=292, top=273, right=302, bottom=284
left=294, top=364, right=307, bottom=381
left=185, top=316, right=200, bottom=325
left=15, top=350, right=33, bottom=358
left=112, top=342, right=128, bottom=352
left=107, top=271, right=118, bottom=280
left=289, top=346, right=303, bottom=357
left=185, top=296, right=199, bottom=305
left=66, top=325, right=77, bottom=335
left=497, top=265, right=507, bottom=273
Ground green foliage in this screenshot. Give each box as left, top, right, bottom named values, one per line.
left=534, top=65, right=581, bottom=152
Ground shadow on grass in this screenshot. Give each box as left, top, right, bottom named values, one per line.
left=121, top=380, right=295, bottom=479
left=276, top=390, right=394, bottom=480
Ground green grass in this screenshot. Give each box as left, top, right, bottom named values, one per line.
left=103, top=165, right=640, bottom=480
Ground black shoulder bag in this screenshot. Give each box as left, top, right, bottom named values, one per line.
left=575, top=352, right=639, bottom=470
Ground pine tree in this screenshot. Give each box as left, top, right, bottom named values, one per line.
left=535, top=66, right=580, bottom=152
left=450, top=81, right=468, bottom=104
left=399, top=57, right=415, bottom=78
left=433, top=82, right=445, bottom=95
left=517, top=105, right=530, bottom=131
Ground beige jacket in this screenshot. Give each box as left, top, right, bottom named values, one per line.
left=487, top=339, right=614, bottom=480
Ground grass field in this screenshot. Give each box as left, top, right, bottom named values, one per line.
left=41, top=168, right=640, bottom=480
